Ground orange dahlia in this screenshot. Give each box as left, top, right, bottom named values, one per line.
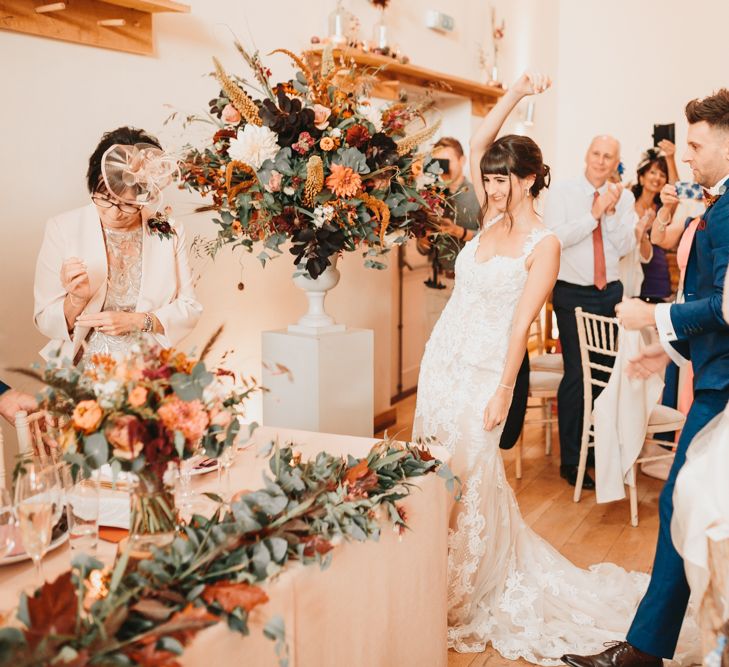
left=325, top=164, right=362, bottom=198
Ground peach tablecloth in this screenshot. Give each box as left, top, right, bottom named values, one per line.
left=0, top=426, right=450, bottom=667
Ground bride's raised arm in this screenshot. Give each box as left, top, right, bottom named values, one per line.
left=470, top=73, right=552, bottom=208
left=483, top=235, right=561, bottom=431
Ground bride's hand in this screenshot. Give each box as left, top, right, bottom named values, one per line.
left=510, top=72, right=552, bottom=99
left=483, top=387, right=513, bottom=431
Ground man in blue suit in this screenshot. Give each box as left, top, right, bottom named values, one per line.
left=562, top=89, right=729, bottom=667
left=0, top=380, right=37, bottom=424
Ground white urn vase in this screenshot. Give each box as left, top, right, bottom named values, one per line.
left=288, top=256, right=345, bottom=335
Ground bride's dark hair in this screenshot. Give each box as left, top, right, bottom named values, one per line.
left=479, top=134, right=550, bottom=228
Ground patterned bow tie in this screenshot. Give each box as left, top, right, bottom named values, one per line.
left=703, top=189, right=720, bottom=208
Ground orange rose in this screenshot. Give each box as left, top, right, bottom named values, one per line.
left=72, top=400, right=103, bottom=434
left=105, top=415, right=145, bottom=461
left=128, top=386, right=148, bottom=408
left=411, top=159, right=424, bottom=177
left=320, top=136, right=336, bottom=151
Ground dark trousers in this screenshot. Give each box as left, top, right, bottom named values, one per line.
left=627, top=389, right=729, bottom=657
left=552, top=280, right=623, bottom=467
left=499, top=352, right=530, bottom=450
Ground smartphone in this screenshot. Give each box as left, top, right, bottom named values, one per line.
left=653, top=123, right=675, bottom=147
left=435, top=157, right=450, bottom=175
left=675, top=180, right=703, bottom=200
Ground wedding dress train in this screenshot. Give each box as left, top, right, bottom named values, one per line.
left=413, top=222, right=654, bottom=665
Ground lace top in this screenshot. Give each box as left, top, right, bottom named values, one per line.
left=84, top=225, right=143, bottom=362
left=414, top=220, right=556, bottom=453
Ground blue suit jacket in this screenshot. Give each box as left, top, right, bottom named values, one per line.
left=670, top=190, right=729, bottom=391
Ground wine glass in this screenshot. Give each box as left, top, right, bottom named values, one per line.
left=217, top=446, right=236, bottom=504
left=0, top=489, right=16, bottom=560
left=14, top=464, right=58, bottom=585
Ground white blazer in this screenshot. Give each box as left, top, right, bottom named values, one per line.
left=34, top=203, right=203, bottom=361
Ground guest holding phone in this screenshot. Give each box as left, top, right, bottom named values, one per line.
left=632, top=141, right=679, bottom=303
left=417, top=136, right=481, bottom=309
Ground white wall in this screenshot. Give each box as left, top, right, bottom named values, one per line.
left=553, top=0, right=729, bottom=182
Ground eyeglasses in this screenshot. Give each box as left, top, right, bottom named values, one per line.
left=92, top=194, right=143, bottom=215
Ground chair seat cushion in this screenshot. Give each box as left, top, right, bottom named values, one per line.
left=528, top=370, right=562, bottom=392
left=531, top=353, right=564, bottom=373
left=647, top=404, right=686, bottom=430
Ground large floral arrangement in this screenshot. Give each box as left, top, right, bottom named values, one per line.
left=179, top=42, right=446, bottom=278
left=0, top=439, right=457, bottom=666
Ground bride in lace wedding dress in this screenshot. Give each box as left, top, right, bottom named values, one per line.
left=413, top=74, right=653, bottom=665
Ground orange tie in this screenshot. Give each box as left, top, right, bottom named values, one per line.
left=592, top=191, right=607, bottom=290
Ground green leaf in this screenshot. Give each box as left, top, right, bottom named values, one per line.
left=263, top=614, right=286, bottom=641
left=110, top=459, right=122, bottom=486
left=333, top=147, right=370, bottom=174
left=267, top=537, right=288, bottom=563
left=71, top=553, right=104, bottom=576
left=16, top=593, right=29, bottom=627
left=156, top=636, right=184, bottom=655
left=84, top=432, right=109, bottom=468
left=0, top=627, right=25, bottom=662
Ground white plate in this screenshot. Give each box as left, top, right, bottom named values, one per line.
left=0, top=530, right=69, bottom=566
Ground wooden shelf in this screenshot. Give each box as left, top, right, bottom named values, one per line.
left=306, top=47, right=504, bottom=117
left=0, top=0, right=190, bottom=55
left=99, top=0, right=189, bottom=13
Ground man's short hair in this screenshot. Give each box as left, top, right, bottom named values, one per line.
left=685, top=89, right=729, bottom=131
left=433, top=136, right=464, bottom=158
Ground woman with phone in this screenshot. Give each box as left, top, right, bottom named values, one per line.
left=631, top=142, right=679, bottom=303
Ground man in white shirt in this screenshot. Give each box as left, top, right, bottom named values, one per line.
left=543, top=136, right=637, bottom=488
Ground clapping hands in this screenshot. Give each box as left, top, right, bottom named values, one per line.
left=592, top=183, right=623, bottom=219
left=635, top=208, right=656, bottom=241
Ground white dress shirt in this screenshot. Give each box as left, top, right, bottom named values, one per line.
left=543, top=175, right=638, bottom=286
left=656, top=173, right=729, bottom=363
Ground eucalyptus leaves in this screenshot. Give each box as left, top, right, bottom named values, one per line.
left=0, top=439, right=457, bottom=666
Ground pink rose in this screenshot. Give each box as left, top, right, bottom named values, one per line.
left=265, top=170, right=283, bottom=193
left=313, top=104, right=331, bottom=130
left=222, top=103, right=242, bottom=125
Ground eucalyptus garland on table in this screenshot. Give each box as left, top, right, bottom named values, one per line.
left=0, top=437, right=458, bottom=667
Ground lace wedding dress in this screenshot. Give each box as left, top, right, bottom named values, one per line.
left=413, top=220, right=651, bottom=665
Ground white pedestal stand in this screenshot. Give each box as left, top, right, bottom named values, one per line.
left=262, top=327, right=374, bottom=438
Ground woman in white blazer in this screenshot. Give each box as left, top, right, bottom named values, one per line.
left=34, top=126, right=202, bottom=363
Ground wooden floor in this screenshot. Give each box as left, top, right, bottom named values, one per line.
left=378, top=394, right=664, bottom=667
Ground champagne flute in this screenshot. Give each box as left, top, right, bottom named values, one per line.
left=15, top=464, right=57, bottom=586
left=0, top=489, right=16, bottom=560
left=218, top=446, right=236, bottom=504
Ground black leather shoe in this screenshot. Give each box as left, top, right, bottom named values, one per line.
left=562, top=641, right=662, bottom=667
left=560, top=465, right=595, bottom=489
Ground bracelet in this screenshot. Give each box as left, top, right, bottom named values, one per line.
left=498, top=383, right=514, bottom=391
left=141, top=312, right=153, bottom=333
left=461, top=227, right=468, bottom=241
